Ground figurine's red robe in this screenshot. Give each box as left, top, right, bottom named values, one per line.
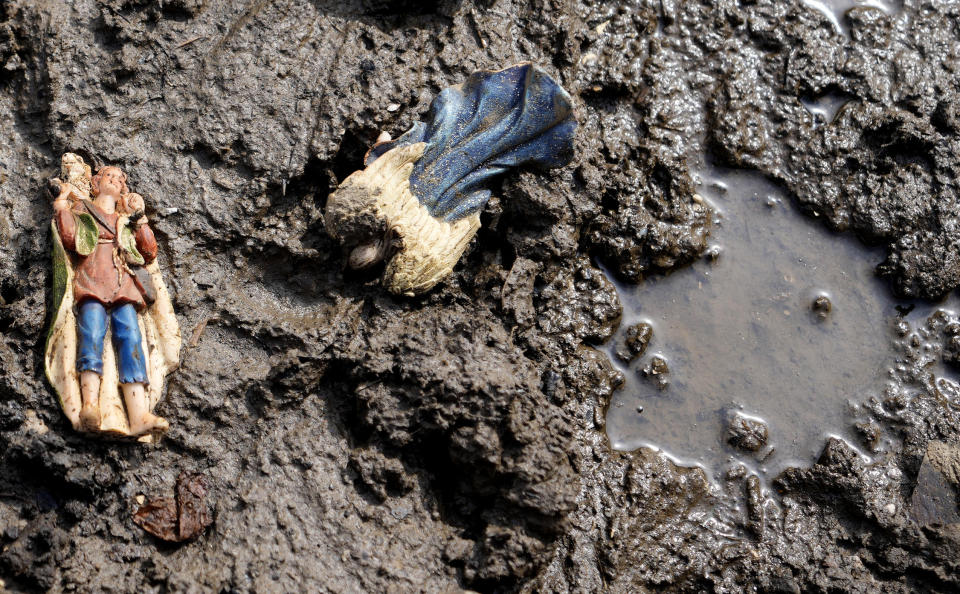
left=55, top=202, right=157, bottom=310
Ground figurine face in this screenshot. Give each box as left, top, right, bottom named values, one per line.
left=61, top=153, right=87, bottom=182
left=59, top=153, right=92, bottom=196
left=97, top=167, right=125, bottom=198
left=348, top=239, right=386, bottom=269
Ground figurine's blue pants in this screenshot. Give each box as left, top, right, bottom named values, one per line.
left=76, top=300, right=148, bottom=384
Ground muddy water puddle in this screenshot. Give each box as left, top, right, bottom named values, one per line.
left=800, top=91, right=853, bottom=124
left=604, top=167, right=959, bottom=479
left=802, top=0, right=901, bottom=36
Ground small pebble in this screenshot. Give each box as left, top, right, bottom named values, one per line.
left=705, top=245, right=722, bottom=263
left=855, top=421, right=881, bottom=449
left=884, top=503, right=896, bottom=515
left=812, top=294, right=832, bottom=320
left=386, top=103, right=400, bottom=112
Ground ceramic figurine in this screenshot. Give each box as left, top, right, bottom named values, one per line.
left=45, top=153, right=181, bottom=440
left=325, top=62, right=577, bottom=296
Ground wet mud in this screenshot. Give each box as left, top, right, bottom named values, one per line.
left=0, top=0, right=959, bottom=592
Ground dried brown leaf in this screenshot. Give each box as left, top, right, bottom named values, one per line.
left=132, top=497, right=178, bottom=541
left=133, top=472, right=213, bottom=543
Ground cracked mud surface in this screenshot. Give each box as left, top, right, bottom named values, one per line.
left=1, top=0, right=959, bottom=591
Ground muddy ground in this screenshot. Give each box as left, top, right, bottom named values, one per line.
left=1, top=0, right=959, bottom=591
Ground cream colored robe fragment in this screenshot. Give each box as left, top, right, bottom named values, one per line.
left=327, top=143, right=481, bottom=296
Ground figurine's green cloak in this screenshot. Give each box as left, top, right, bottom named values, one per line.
left=45, top=217, right=181, bottom=441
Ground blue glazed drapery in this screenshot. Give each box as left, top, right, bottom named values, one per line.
left=365, top=63, right=576, bottom=222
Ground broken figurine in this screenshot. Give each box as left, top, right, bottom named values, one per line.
left=325, top=62, right=577, bottom=295
left=45, top=153, right=181, bottom=440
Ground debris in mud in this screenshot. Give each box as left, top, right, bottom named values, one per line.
left=910, top=441, right=960, bottom=526
left=726, top=412, right=770, bottom=453
left=133, top=473, right=213, bottom=543
left=744, top=474, right=766, bottom=536
left=616, top=321, right=653, bottom=363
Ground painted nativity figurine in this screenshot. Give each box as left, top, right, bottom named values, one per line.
left=45, top=153, right=181, bottom=441
left=325, top=62, right=577, bottom=295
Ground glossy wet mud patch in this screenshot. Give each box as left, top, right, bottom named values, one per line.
left=604, top=167, right=960, bottom=480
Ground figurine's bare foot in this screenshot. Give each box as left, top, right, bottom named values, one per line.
left=128, top=413, right=169, bottom=436
left=79, top=403, right=100, bottom=431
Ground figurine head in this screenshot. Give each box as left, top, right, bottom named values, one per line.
left=91, top=166, right=128, bottom=199
left=348, top=236, right=395, bottom=270
left=324, top=173, right=396, bottom=270
left=348, top=242, right=381, bottom=269
left=60, top=153, right=92, bottom=195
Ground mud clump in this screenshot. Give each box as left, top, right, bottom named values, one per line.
left=586, top=155, right=712, bottom=283
left=726, top=412, right=770, bottom=453
left=639, top=353, right=670, bottom=390
left=615, top=321, right=653, bottom=363
left=944, top=320, right=960, bottom=370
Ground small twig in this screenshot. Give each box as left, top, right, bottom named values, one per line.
left=177, top=36, right=204, bottom=49
left=758, top=446, right=776, bottom=464
left=356, top=379, right=384, bottom=393
left=188, top=316, right=214, bottom=348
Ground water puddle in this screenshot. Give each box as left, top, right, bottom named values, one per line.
left=604, top=166, right=960, bottom=479
left=801, top=0, right=899, bottom=36
left=800, top=91, right=853, bottom=125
